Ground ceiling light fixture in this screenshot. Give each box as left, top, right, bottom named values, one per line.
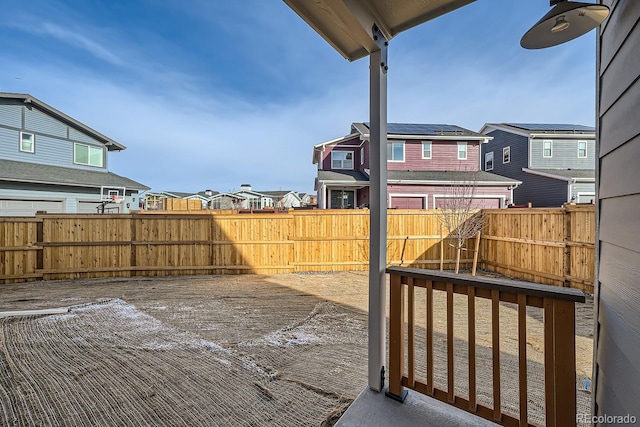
left=521, top=0, right=610, bottom=49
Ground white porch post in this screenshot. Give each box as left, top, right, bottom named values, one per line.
left=368, top=27, right=388, bottom=392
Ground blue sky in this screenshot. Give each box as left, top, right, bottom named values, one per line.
left=0, top=1, right=597, bottom=195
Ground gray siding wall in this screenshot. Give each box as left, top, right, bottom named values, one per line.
left=69, top=128, right=102, bottom=145
left=24, top=107, right=67, bottom=138
left=481, top=130, right=530, bottom=205
left=0, top=104, right=22, bottom=128
left=571, top=182, right=596, bottom=201
left=0, top=103, right=108, bottom=171
left=529, top=138, right=596, bottom=169
left=0, top=181, right=138, bottom=214
left=517, top=173, right=568, bottom=207
left=594, top=0, right=640, bottom=421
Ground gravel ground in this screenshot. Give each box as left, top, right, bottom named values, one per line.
left=0, top=272, right=593, bottom=426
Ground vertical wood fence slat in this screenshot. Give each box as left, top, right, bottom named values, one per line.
left=468, top=286, right=477, bottom=412
left=492, top=289, right=501, bottom=422
left=446, top=282, right=454, bottom=403
left=407, top=277, right=415, bottom=388
left=518, top=293, right=528, bottom=427
left=426, top=279, right=434, bottom=396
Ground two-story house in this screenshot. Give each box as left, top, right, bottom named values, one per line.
left=479, top=123, right=596, bottom=207
left=313, top=123, right=521, bottom=209
left=0, top=93, right=149, bottom=215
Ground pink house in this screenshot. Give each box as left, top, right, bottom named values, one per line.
left=313, top=123, right=521, bottom=209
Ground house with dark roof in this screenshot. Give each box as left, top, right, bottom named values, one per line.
left=479, top=123, right=596, bottom=207
left=313, top=122, right=521, bottom=209
left=0, top=93, right=148, bottom=215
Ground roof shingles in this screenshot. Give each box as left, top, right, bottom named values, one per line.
left=0, top=159, right=149, bottom=191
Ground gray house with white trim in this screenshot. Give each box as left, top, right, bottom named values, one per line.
left=0, top=93, right=149, bottom=215
left=480, top=123, right=595, bottom=207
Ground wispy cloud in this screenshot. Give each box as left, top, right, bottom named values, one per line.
left=36, top=22, right=125, bottom=67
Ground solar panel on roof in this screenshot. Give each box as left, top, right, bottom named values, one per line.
left=363, top=122, right=479, bottom=136
left=507, top=123, right=595, bottom=132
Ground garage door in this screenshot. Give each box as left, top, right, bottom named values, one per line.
left=0, top=199, right=64, bottom=216
left=391, top=197, right=424, bottom=209
left=78, top=201, right=121, bottom=214
left=434, top=198, right=501, bottom=209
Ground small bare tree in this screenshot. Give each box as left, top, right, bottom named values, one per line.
left=436, top=172, right=487, bottom=274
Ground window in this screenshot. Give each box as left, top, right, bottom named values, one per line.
left=578, top=141, right=587, bottom=158
left=360, top=147, right=364, bottom=165
left=485, top=151, right=494, bottom=171
left=20, top=132, right=35, bottom=153
left=74, top=143, right=104, bottom=167
left=387, top=142, right=405, bottom=161
left=457, top=142, right=467, bottom=160
left=422, top=142, right=432, bottom=159
left=331, top=151, right=353, bottom=169
left=543, top=140, right=553, bottom=157
left=503, top=146, right=511, bottom=163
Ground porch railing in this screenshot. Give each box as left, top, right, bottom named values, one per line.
left=386, top=267, right=585, bottom=427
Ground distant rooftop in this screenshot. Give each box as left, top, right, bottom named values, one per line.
left=361, top=122, right=485, bottom=137
left=505, top=123, right=595, bottom=132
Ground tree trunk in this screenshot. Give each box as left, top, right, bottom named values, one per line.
left=455, top=247, right=461, bottom=273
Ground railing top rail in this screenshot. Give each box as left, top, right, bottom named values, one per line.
left=386, top=267, right=586, bottom=303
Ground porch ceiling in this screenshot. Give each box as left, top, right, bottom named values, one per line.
left=283, top=0, right=475, bottom=61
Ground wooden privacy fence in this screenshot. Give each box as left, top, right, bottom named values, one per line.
left=0, top=206, right=595, bottom=292
left=480, top=204, right=595, bottom=294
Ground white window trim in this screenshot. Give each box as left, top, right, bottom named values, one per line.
left=503, top=146, right=510, bottom=164
left=577, top=140, right=587, bottom=158
left=543, top=140, right=553, bottom=158
left=422, top=142, right=432, bottom=159
left=74, top=142, right=105, bottom=167
left=360, top=147, right=364, bottom=165
left=388, top=141, right=405, bottom=162
left=485, top=151, right=494, bottom=171
left=457, top=142, right=467, bottom=160
left=331, top=150, right=354, bottom=170
left=19, top=132, right=35, bottom=153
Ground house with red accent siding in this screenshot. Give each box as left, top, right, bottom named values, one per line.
left=312, top=123, right=521, bottom=209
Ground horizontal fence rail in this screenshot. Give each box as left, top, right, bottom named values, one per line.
left=386, top=267, right=585, bottom=427
left=0, top=206, right=594, bottom=288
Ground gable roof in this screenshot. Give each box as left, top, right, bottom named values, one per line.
left=258, top=190, right=302, bottom=200
left=0, top=159, right=149, bottom=191
left=523, top=168, right=595, bottom=182
left=0, top=92, right=126, bottom=151
left=480, top=123, right=595, bottom=138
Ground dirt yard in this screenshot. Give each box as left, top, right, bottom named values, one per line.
left=0, top=272, right=593, bottom=426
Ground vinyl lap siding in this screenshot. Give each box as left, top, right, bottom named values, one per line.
left=0, top=104, right=22, bottom=128
left=0, top=127, right=20, bottom=159
left=529, top=138, right=596, bottom=169
left=517, top=174, right=567, bottom=207
left=24, top=107, right=67, bottom=138
left=594, top=0, right=640, bottom=421
left=69, top=128, right=102, bottom=145
left=386, top=140, right=480, bottom=171
left=481, top=130, right=530, bottom=204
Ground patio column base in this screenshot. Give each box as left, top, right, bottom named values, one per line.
left=385, top=389, right=408, bottom=403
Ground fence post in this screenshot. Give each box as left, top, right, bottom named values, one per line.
left=563, top=206, right=571, bottom=287
left=386, top=272, right=408, bottom=402
left=130, top=214, right=137, bottom=276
